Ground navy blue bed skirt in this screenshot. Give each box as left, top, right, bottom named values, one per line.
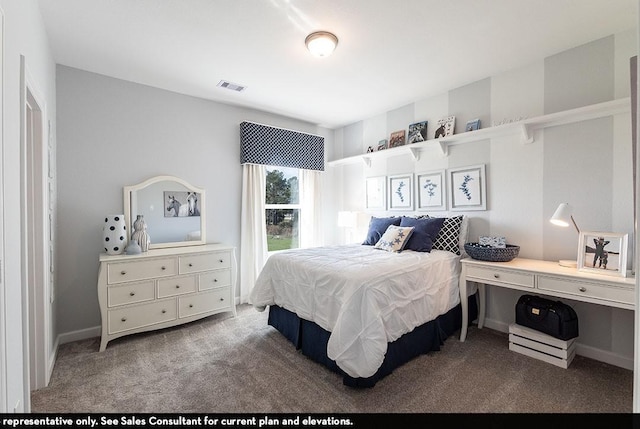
left=267, top=293, right=478, bottom=387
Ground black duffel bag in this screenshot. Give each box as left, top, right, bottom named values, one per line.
left=515, top=294, right=579, bottom=340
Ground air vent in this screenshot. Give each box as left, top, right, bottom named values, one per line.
left=217, top=80, right=246, bottom=92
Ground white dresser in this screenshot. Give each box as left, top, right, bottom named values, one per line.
left=97, top=243, right=237, bottom=351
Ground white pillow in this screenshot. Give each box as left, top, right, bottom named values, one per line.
left=374, top=225, right=415, bottom=253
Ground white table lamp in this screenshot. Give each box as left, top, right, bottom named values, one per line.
left=338, top=211, right=357, bottom=244
left=550, top=203, right=580, bottom=267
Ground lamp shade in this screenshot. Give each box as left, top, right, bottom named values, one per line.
left=550, top=203, right=572, bottom=227
left=550, top=202, right=580, bottom=233
left=305, top=31, right=338, bottom=57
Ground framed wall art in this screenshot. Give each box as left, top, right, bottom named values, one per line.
left=389, top=130, right=406, bottom=148
left=415, top=170, right=446, bottom=211
left=365, top=176, right=387, bottom=211
left=577, top=232, right=628, bottom=277
left=434, top=116, right=455, bottom=138
left=465, top=118, right=480, bottom=132
left=388, top=174, right=413, bottom=211
left=377, top=139, right=388, bottom=151
left=449, top=164, right=486, bottom=211
left=408, top=121, right=428, bottom=143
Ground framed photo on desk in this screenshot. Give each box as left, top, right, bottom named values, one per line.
left=577, top=231, right=628, bottom=277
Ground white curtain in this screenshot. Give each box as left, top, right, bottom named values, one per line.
left=241, top=163, right=268, bottom=304
left=300, top=169, right=323, bottom=248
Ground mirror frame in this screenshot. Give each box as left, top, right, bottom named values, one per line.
left=124, top=175, right=206, bottom=249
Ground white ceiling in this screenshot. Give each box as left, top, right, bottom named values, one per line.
left=38, top=0, right=638, bottom=129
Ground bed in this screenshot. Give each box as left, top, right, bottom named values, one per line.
left=249, top=215, right=478, bottom=387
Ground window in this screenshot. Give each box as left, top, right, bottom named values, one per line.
left=265, top=166, right=300, bottom=252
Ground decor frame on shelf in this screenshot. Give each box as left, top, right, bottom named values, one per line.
left=388, top=174, right=413, bottom=211
left=415, top=170, right=446, bottom=211
left=465, top=118, right=480, bottom=132
left=449, top=164, right=487, bottom=211
left=389, top=130, right=406, bottom=148
left=408, top=121, right=428, bottom=144
left=376, top=139, right=387, bottom=151
left=577, top=231, right=628, bottom=277
left=434, top=116, right=455, bottom=138
left=365, top=176, right=387, bottom=211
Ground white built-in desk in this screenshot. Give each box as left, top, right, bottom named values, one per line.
left=459, top=257, right=635, bottom=342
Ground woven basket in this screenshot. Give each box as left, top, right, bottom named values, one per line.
left=464, top=243, right=520, bottom=262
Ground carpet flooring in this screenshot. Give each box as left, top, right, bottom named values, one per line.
left=31, top=304, right=632, bottom=413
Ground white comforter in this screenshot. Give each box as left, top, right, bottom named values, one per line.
left=249, top=244, right=463, bottom=378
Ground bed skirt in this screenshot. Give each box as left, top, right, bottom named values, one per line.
left=267, top=293, right=478, bottom=387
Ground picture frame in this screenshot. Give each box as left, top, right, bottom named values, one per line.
left=388, top=130, right=406, bottom=148
left=388, top=174, right=413, bottom=211
left=465, top=118, right=481, bottom=132
left=164, top=191, right=201, bottom=217
left=377, top=139, right=387, bottom=151
left=434, top=116, right=455, bottom=138
left=577, top=232, right=628, bottom=277
left=415, top=170, right=446, bottom=211
left=408, top=121, right=428, bottom=144
left=365, top=176, right=386, bottom=211
left=449, top=164, right=486, bottom=211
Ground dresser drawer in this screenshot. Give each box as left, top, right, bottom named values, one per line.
left=179, top=251, right=231, bottom=274
left=107, top=257, right=176, bottom=284
left=466, top=265, right=535, bottom=288
left=157, top=275, right=197, bottom=298
left=199, top=269, right=232, bottom=291
left=107, top=299, right=177, bottom=334
left=538, top=275, right=634, bottom=305
left=178, top=288, right=231, bottom=318
left=107, top=280, right=155, bottom=307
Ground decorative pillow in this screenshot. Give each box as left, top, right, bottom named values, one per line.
left=431, top=215, right=464, bottom=255
left=362, top=216, right=401, bottom=245
left=374, top=225, right=415, bottom=253
left=399, top=216, right=445, bottom=252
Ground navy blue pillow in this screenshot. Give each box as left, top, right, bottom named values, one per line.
left=399, top=216, right=445, bottom=252
left=362, top=216, right=401, bottom=245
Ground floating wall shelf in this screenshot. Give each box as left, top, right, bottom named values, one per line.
left=327, top=97, right=631, bottom=167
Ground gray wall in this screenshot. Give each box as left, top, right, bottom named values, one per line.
left=55, top=66, right=333, bottom=336
left=329, top=31, right=637, bottom=368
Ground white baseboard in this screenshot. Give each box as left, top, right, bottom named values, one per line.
left=482, top=318, right=633, bottom=370
left=56, top=325, right=101, bottom=346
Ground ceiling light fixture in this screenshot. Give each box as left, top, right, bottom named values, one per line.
left=305, top=31, right=338, bottom=57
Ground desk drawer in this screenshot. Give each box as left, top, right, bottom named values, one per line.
left=466, top=265, right=534, bottom=288
left=199, top=269, right=232, bottom=291
left=108, top=299, right=177, bottom=334
left=178, top=288, right=231, bottom=318
left=107, top=280, right=155, bottom=307
left=157, top=275, right=197, bottom=298
left=107, top=258, right=176, bottom=284
left=538, top=276, right=634, bottom=305
left=179, top=251, right=231, bottom=274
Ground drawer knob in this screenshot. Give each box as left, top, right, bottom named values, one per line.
left=120, top=271, right=126, bottom=275
left=579, top=287, right=587, bottom=292
left=493, top=274, right=500, bottom=279
left=219, top=259, right=224, bottom=263
left=214, top=279, right=218, bottom=282
left=161, top=266, right=166, bottom=271
left=175, top=285, right=180, bottom=289
left=219, top=298, right=224, bottom=302
left=121, top=317, right=127, bottom=322
left=189, top=263, right=193, bottom=267
left=161, top=309, right=166, bottom=314
left=189, top=304, right=194, bottom=308
left=129, top=292, right=135, bottom=297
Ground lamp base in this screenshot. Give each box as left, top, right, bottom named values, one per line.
left=558, top=259, right=577, bottom=268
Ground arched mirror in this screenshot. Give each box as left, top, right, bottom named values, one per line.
left=124, top=175, right=206, bottom=249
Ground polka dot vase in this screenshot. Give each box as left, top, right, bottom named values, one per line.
left=103, top=214, right=127, bottom=255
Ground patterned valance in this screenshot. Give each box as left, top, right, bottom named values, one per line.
left=240, top=121, right=324, bottom=171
